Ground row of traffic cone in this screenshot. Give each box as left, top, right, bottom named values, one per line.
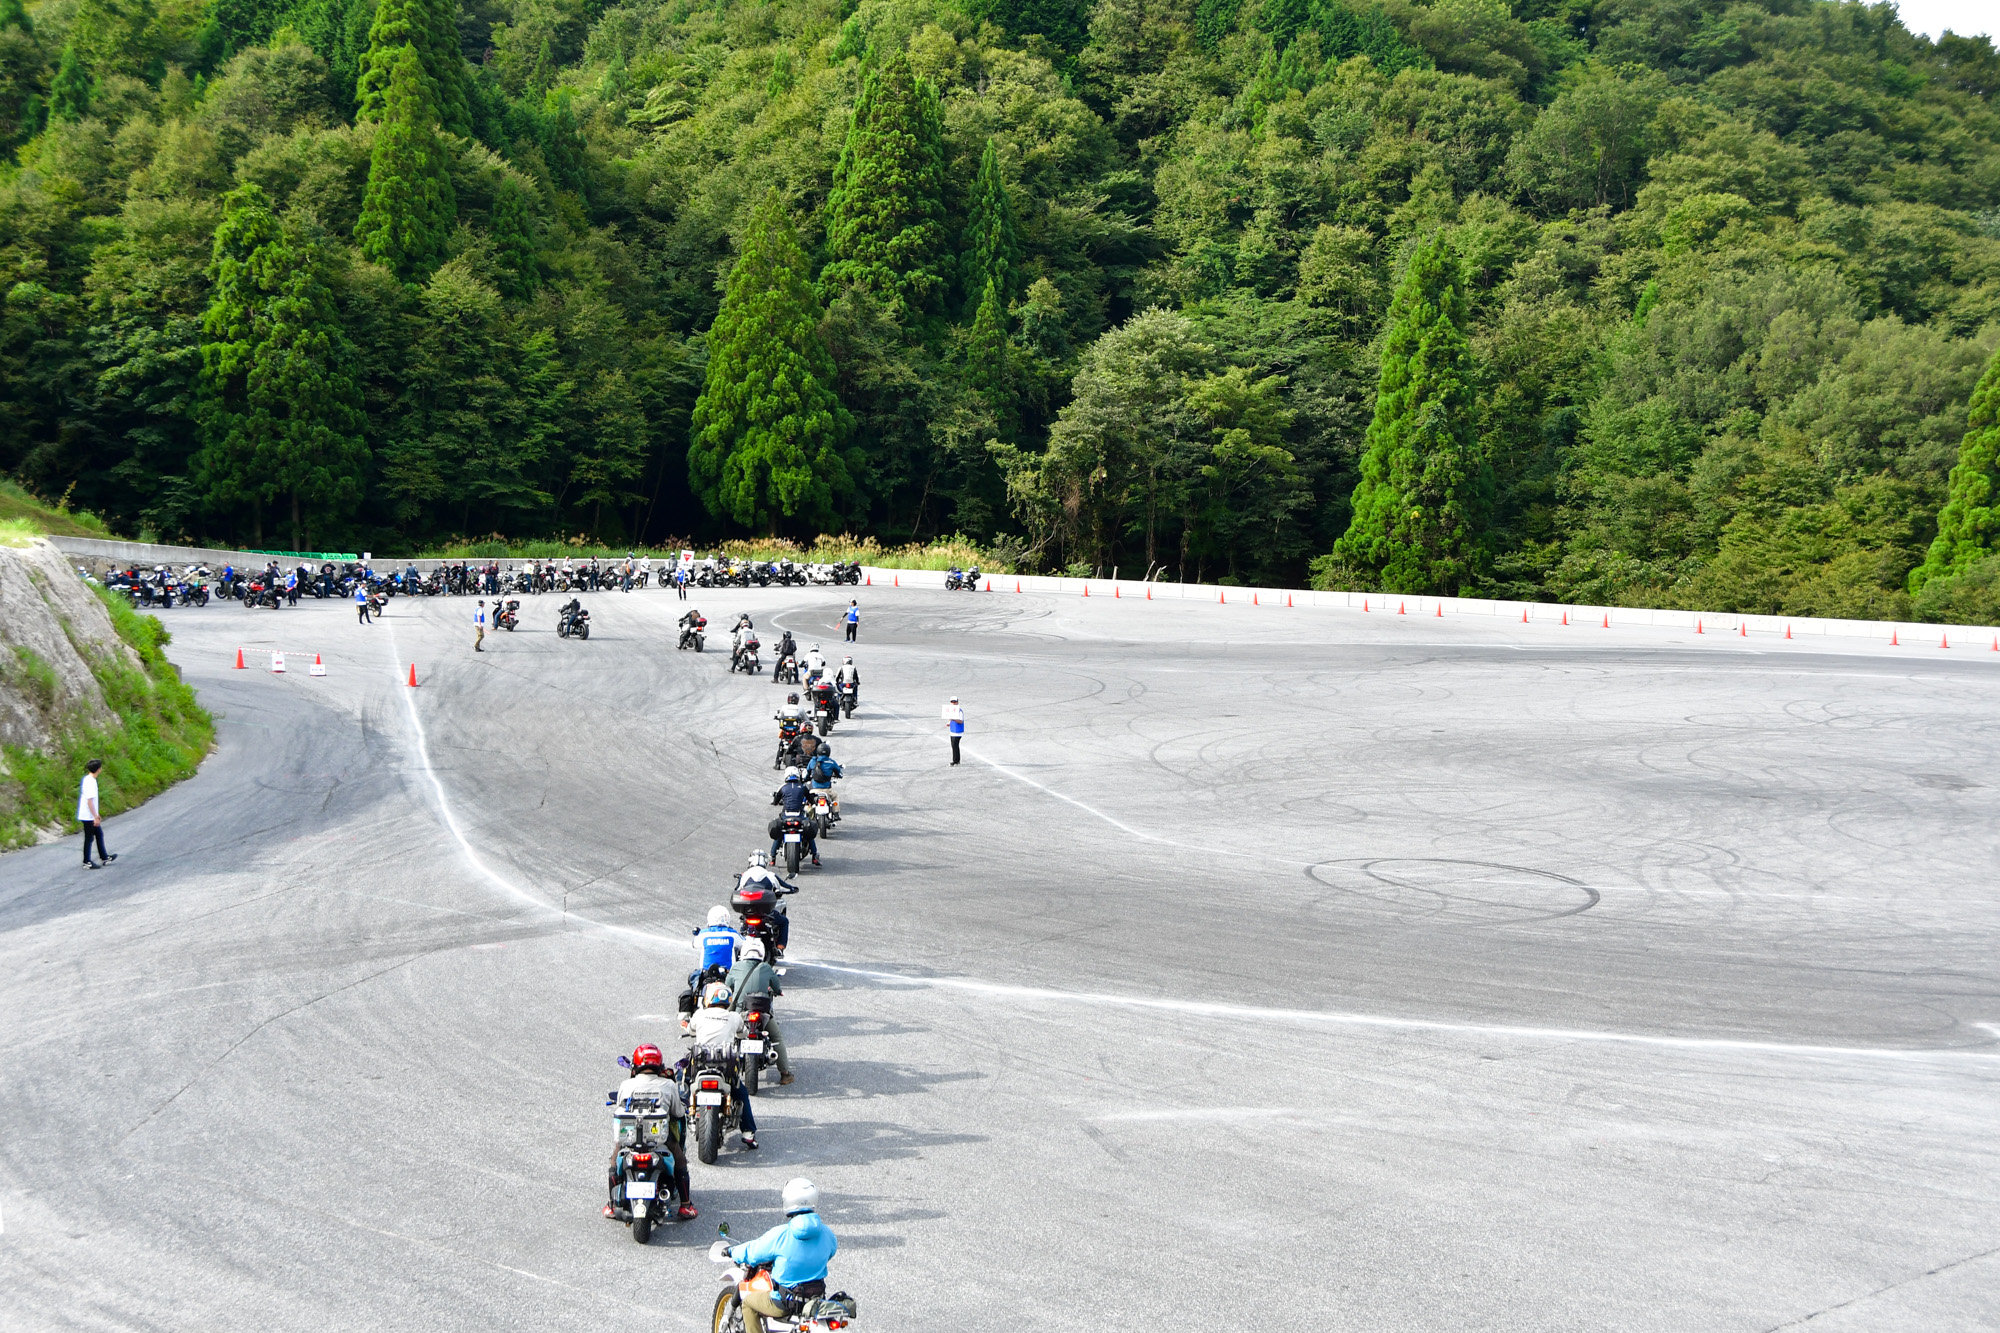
left=234, top=647, right=421, bottom=682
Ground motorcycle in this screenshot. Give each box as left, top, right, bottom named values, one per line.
left=731, top=881, right=794, bottom=965
left=774, top=718, right=806, bottom=770
left=494, top=599, right=520, bottom=632
left=944, top=566, right=984, bottom=591
left=838, top=680, right=857, bottom=719
left=810, top=789, right=837, bottom=839
left=558, top=604, right=591, bottom=639
left=607, top=1057, right=678, bottom=1245
left=709, top=1226, right=858, bottom=1333
left=679, top=618, right=707, bottom=652
left=777, top=809, right=810, bottom=876
left=739, top=994, right=775, bottom=1096
left=682, top=1048, right=747, bottom=1165
left=774, top=654, right=799, bottom=685
left=811, top=687, right=838, bottom=737
left=732, top=635, right=762, bottom=676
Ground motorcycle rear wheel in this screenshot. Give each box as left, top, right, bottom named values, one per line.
left=697, top=1108, right=721, bottom=1164
left=785, top=842, right=801, bottom=876
left=632, top=1209, right=652, bottom=1245
left=744, top=1056, right=760, bottom=1097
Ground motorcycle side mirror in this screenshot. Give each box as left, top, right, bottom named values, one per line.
left=617, top=1054, right=632, bottom=1068
left=717, top=1222, right=731, bottom=1238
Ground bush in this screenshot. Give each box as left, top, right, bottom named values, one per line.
left=1912, top=555, right=2000, bottom=627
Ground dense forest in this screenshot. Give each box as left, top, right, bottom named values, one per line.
left=4, top=0, right=2000, bottom=615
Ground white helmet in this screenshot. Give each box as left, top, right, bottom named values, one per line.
left=702, top=981, right=732, bottom=1008
left=810, top=643, right=820, bottom=653
left=785, top=766, right=802, bottom=781
left=742, top=938, right=766, bottom=961
left=748, top=850, right=769, bottom=868
left=781, top=1178, right=819, bottom=1215
left=707, top=905, right=729, bottom=926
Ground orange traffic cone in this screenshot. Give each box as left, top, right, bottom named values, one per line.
left=1785, top=624, right=1792, bottom=639
left=1941, top=632, right=1950, bottom=648
left=1115, top=585, right=1121, bottom=598
left=985, top=580, right=992, bottom=592
left=1253, top=593, right=1259, bottom=605
left=1398, top=601, right=1406, bottom=615
left=1890, top=630, right=1899, bottom=645
left=1561, top=611, right=1569, bottom=626
left=1739, top=622, right=1747, bottom=637
left=407, top=663, right=418, bottom=687
left=1363, top=599, right=1370, bottom=612
left=1601, top=613, right=1609, bottom=628
left=894, top=574, right=899, bottom=587
left=1521, top=607, right=1529, bottom=623
left=1146, top=586, right=1152, bottom=600
left=1083, top=583, right=1090, bottom=597
left=1219, top=590, right=1226, bottom=604
left=1289, top=594, right=1295, bottom=608
left=865, top=574, right=872, bottom=586
left=234, top=647, right=245, bottom=669
left=1696, top=620, right=1704, bottom=634
left=1436, top=603, right=1443, bottom=617
left=1016, top=581, right=1022, bottom=593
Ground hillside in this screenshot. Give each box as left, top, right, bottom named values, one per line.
left=2, top=0, right=1999, bottom=617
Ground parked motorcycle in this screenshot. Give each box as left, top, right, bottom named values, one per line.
left=944, top=566, right=984, bottom=591
left=606, top=1057, right=678, bottom=1245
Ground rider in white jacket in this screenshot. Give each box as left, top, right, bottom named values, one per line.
left=682, top=983, right=758, bottom=1149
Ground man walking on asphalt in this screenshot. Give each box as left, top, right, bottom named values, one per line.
left=844, top=600, right=859, bottom=642
left=475, top=600, right=487, bottom=652
left=79, top=759, right=115, bottom=870
left=355, top=584, right=371, bottom=624
left=943, top=696, right=964, bottom=765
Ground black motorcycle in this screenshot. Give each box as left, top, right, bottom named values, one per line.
left=731, top=882, right=793, bottom=965
left=557, top=603, right=591, bottom=639
left=682, top=1049, right=748, bottom=1165
left=776, top=808, right=810, bottom=876
left=678, top=617, right=706, bottom=651
left=810, top=685, right=838, bottom=737
left=945, top=566, right=983, bottom=591
left=838, top=680, right=857, bottom=718
left=731, top=635, right=761, bottom=675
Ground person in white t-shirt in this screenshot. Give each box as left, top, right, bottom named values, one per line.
left=78, top=758, right=114, bottom=869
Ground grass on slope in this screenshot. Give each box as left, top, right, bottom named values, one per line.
left=414, top=532, right=1015, bottom=572
left=0, top=586, right=213, bottom=850
left=0, top=481, right=115, bottom=541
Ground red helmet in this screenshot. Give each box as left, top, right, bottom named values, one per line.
left=630, top=1043, right=665, bottom=1075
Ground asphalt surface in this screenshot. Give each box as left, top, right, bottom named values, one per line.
left=2, top=584, right=1997, bottom=1331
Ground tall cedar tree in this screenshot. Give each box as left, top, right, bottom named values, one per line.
left=194, top=184, right=367, bottom=548
left=966, top=278, right=1015, bottom=436
left=962, top=140, right=1021, bottom=318
left=822, top=49, right=949, bottom=320
left=355, top=45, right=457, bottom=280
left=690, top=196, right=852, bottom=532
left=1910, top=346, right=2000, bottom=592
left=489, top=176, right=540, bottom=299
left=355, top=0, right=468, bottom=134
left=1330, top=232, right=1490, bottom=594
left=48, top=40, right=89, bottom=121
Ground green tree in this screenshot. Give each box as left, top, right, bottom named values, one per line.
left=48, top=41, right=90, bottom=122
left=488, top=175, right=539, bottom=300
left=355, top=44, right=457, bottom=281
left=194, top=184, right=367, bottom=548
left=355, top=0, right=467, bottom=134
left=690, top=196, right=852, bottom=533
left=1326, top=233, right=1490, bottom=594
left=822, top=49, right=949, bottom=320
left=962, top=140, right=1021, bottom=317
left=1910, top=347, right=2000, bottom=595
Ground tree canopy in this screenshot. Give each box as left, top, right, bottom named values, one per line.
left=0, top=0, right=1997, bottom=622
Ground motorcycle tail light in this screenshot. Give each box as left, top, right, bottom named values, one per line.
left=632, top=1153, right=654, bottom=1167
left=746, top=917, right=762, bottom=927
left=699, top=1076, right=721, bottom=1091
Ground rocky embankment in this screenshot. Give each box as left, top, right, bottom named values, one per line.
left=0, top=539, right=210, bottom=847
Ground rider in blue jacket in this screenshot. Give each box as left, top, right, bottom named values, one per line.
left=725, top=1178, right=838, bottom=1333
left=803, top=749, right=842, bottom=825
left=768, top=769, right=819, bottom=865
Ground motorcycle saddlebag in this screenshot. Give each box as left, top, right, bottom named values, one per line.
left=798, top=1293, right=859, bottom=1324
left=676, top=987, right=697, bottom=1017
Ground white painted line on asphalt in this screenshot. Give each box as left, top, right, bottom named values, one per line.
left=1098, top=1107, right=1309, bottom=1121
left=384, top=621, right=691, bottom=959
left=795, top=959, right=2000, bottom=1064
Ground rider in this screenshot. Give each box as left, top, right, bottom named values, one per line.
left=695, top=905, right=740, bottom=980
left=731, top=619, right=758, bottom=670
left=773, top=692, right=806, bottom=765
left=726, top=938, right=792, bottom=1085
left=769, top=768, right=819, bottom=867
left=835, top=655, right=859, bottom=704
left=682, top=981, right=757, bottom=1150
left=738, top=851, right=796, bottom=953
left=802, top=642, right=827, bottom=685
left=604, top=1043, right=697, bottom=1221
left=678, top=606, right=706, bottom=646
left=772, top=629, right=797, bottom=680
left=803, top=744, right=842, bottom=824
left=719, top=1179, right=837, bottom=1333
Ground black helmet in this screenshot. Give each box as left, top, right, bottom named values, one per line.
left=788, top=693, right=800, bottom=703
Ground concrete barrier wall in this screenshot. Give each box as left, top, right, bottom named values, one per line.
left=856, top=566, right=2000, bottom=648
left=43, top=537, right=1994, bottom=648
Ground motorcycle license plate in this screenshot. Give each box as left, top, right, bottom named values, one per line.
left=785, top=832, right=801, bottom=843
left=742, top=1039, right=765, bottom=1053
left=625, top=1180, right=657, bottom=1199
left=695, top=1091, right=724, bottom=1106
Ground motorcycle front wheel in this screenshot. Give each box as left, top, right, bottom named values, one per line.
left=711, top=1288, right=745, bottom=1333
left=697, top=1108, right=721, bottom=1165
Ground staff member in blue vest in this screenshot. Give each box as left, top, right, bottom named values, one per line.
left=942, top=696, right=964, bottom=766
left=843, top=600, right=859, bottom=642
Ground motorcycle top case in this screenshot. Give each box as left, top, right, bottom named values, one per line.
left=731, top=887, right=780, bottom=913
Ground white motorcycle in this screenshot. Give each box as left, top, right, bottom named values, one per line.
left=708, top=1227, right=857, bottom=1332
